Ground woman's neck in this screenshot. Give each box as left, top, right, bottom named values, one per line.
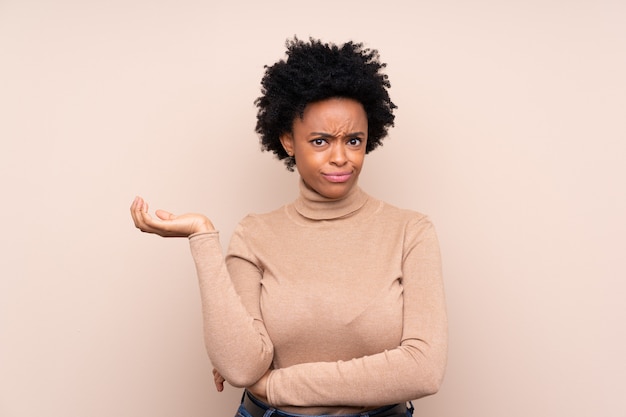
left=293, top=178, right=368, bottom=220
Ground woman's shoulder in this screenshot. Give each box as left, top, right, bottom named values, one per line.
left=234, top=203, right=291, bottom=230
left=374, top=196, right=432, bottom=225
left=372, top=199, right=440, bottom=250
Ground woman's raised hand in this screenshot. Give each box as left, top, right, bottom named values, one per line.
left=130, top=196, right=214, bottom=238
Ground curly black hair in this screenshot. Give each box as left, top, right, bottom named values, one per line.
left=255, top=37, right=397, bottom=171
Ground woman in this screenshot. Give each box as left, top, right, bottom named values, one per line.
left=131, top=38, right=447, bottom=417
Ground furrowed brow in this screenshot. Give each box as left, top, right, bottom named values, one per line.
left=309, top=131, right=366, bottom=137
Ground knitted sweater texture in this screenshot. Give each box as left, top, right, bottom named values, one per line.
left=189, top=180, right=447, bottom=415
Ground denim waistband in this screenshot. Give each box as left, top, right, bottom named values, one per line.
left=240, top=390, right=412, bottom=417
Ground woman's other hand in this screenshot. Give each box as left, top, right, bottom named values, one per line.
left=213, top=368, right=226, bottom=392
left=130, top=196, right=214, bottom=237
left=246, top=369, right=271, bottom=402
left=212, top=367, right=270, bottom=400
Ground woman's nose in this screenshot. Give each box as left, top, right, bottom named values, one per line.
left=330, top=143, right=348, bottom=165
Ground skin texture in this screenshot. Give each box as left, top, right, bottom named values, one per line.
left=280, top=97, right=368, bottom=200
left=130, top=97, right=369, bottom=400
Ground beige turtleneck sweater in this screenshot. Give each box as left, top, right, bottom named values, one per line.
left=189, top=180, right=447, bottom=415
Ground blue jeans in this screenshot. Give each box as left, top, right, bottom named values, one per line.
left=235, top=390, right=414, bottom=417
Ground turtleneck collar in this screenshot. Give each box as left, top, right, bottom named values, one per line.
left=293, top=178, right=369, bottom=220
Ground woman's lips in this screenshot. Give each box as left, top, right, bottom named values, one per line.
left=322, top=172, right=352, bottom=183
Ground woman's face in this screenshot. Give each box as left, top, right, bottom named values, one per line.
left=280, top=97, right=368, bottom=199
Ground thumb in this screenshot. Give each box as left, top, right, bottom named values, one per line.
left=155, top=209, right=176, bottom=220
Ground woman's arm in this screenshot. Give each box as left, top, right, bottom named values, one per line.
left=130, top=197, right=274, bottom=387
left=189, top=232, right=274, bottom=387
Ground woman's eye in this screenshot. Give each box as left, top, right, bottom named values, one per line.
left=348, top=137, right=362, bottom=146
left=311, top=139, right=327, bottom=146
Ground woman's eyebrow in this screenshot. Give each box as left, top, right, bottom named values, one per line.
left=309, top=131, right=366, bottom=137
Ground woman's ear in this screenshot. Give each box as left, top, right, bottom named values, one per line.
left=279, top=133, right=294, bottom=157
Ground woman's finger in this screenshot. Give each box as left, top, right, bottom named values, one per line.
left=213, top=368, right=225, bottom=392
left=130, top=197, right=148, bottom=230
left=130, top=197, right=165, bottom=234
left=155, top=209, right=175, bottom=221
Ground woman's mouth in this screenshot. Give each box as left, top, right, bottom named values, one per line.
left=322, top=172, right=353, bottom=183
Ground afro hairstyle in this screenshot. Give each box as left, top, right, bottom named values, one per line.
left=254, top=37, right=397, bottom=171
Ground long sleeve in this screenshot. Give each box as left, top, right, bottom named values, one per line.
left=264, top=217, right=448, bottom=408
left=189, top=187, right=447, bottom=414
left=188, top=232, right=273, bottom=387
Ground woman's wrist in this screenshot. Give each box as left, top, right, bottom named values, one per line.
left=193, top=218, right=215, bottom=234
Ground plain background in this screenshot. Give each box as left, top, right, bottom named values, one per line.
left=1, top=0, right=624, bottom=416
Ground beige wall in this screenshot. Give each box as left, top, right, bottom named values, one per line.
left=1, top=1, right=624, bottom=416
